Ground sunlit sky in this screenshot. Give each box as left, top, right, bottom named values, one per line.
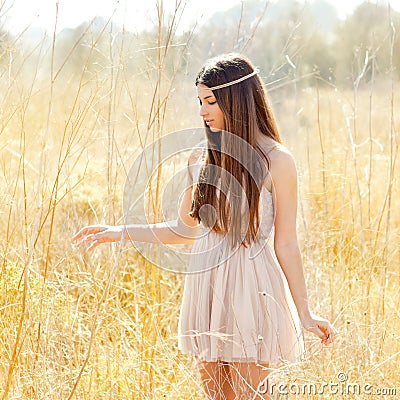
left=2, top=0, right=400, bottom=34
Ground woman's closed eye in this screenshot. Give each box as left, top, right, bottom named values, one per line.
left=199, top=99, right=217, bottom=106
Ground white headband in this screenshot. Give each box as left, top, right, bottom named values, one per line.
left=208, top=68, right=259, bottom=91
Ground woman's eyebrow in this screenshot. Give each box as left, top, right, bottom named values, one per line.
left=198, top=95, right=214, bottom=100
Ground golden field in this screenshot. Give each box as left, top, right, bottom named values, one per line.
left=0, top=18, right=399, bottom=400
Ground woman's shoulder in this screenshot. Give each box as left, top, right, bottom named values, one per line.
left=188, top=146, right=206, bottom=166
left=187, top=147, right=206, bottom=183
left=270, top=143, right=295, bottom=163
left=256, top=136, right=294, bottom=164
left=257, top=137, right=297, bottom=180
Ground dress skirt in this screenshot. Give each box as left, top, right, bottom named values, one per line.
left=177, top=228, right=305, bottom=365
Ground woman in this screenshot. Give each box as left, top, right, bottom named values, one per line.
left=73, top=54, right=337, bottom=399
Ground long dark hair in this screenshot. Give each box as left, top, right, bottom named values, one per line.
left=189, top=53, right=282, bottom=249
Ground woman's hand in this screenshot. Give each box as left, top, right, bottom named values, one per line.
left=300, top=312, right=338, bottom=345
left=72, top=224, right=124, bottom=251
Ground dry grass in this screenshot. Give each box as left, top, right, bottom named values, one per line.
left=268, top=80, right=400, bottom=398
left=1, top=3, right=399, bottom=399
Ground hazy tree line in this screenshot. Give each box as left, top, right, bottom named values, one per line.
left=0, top=0, right=399, bottom=88
left=187, top=0, right=400, bottom=86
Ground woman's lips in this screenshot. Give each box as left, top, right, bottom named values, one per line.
left=205, top=119, right=214, bottom=126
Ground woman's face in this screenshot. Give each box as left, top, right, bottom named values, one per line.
left=197, top=84, right=225, bottom=132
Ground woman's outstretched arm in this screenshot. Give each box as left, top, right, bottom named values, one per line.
left=269, top=146, right=338, bottom=345
left=72, top=153, right=201, bottom=251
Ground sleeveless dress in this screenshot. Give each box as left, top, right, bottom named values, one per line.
left=177, top=146, right=305, bottom=365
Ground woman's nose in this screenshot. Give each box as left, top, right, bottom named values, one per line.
left=199, top=104, right=208, bottom=116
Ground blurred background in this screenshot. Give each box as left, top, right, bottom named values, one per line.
left=0, top=0, right=399, bottom=398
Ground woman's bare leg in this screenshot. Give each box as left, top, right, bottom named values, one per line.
left=197, top=360, right=236, bottom=400
left=228, top=362, right=272, bottom=399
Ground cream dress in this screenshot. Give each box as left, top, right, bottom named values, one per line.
left=178, top=146, right=305, bottom=365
